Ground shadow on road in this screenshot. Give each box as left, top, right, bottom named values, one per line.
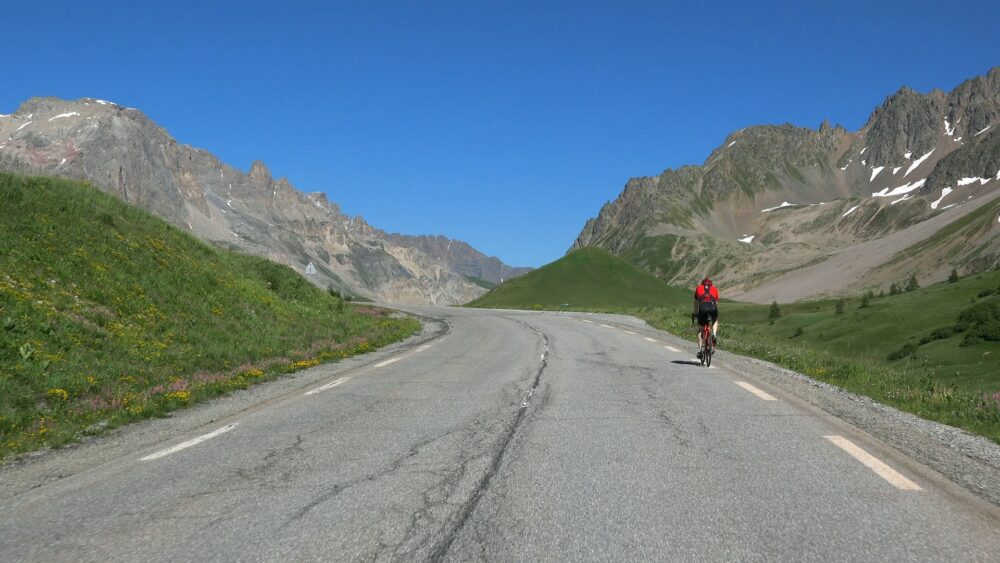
left=670, top=360, right=703, bottom=367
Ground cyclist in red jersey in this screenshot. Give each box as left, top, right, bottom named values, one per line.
left=692, top=277, right=719, bottom=359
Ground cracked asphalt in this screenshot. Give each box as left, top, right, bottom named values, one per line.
left=2, top=307, right=999, bottom=561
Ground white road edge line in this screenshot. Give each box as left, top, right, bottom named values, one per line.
left=644, top=337, right=657, bottom=343
left=623, top=330, right=636, bottom=335
left=140, top=423, right=238, bottom=461
left=600, top=324, right=613, bottom=328
left=305, top=376, right=350, bottom=396
left=734, top=381, right=777, bottom=401
left=824, top=435, right=922, bottom=491
left=665, top=345, right=681, bottom=352
left=375, top=357, right=401, bottom=368
left=415, top=344, right=430, bottom=352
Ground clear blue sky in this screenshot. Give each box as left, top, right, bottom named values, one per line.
left=5, top=0, right=998, bottom=267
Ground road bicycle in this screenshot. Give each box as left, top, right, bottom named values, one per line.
left=699, top=320, right=715, bottom=367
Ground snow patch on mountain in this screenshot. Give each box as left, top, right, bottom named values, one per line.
left=48, top=112, right=79, bottom=122
left=761, top=201, right=797, bottom=212
left=842, top=204, right=860, bottom=217
left=957, top=177, right=991, bottom=186
left=870, top=166, right=884, bottom=182
left=974, top=125, right=992, bottom=136
left=738, top=234, right=754, bottom=243
left=931, top=188, right=953, bottom=209
left=904, top=149, right=935, bottom=177
left=873, top=178, right=926, bottom=198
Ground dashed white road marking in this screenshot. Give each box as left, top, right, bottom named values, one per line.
left=140, top=423, right=238, bottom=461
left=375, top=357, right=401, bottom=368
left=824, top=436, right=922, bottom=491
left=600, top=324, right=613, bottom=328
left=305, top=376, right=350, bottom=396
left=664, top=345, right=681, bottom=353
left=581, top=319, right=594, bottom=324
left=644, top=337, right=657, bottom=343
left=415, top=344, right=431, bottom=352
left=623, top=330, right=636, bottom=335
left=734, top=381, right=777, bottom=401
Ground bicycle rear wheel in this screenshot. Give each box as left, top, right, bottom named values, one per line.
left=704, top=345, right=712, bottom=367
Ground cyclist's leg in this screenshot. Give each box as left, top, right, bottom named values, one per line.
left=696, top=308, right=709, bottom=352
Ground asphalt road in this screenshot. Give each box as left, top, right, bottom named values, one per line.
left=2, top=307, right=999, bottom=561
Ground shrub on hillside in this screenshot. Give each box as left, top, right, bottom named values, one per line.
left=955, top=298, right=1000, bottom=345
left=919, top=325, right=958, bottom=345
left=769, top=301, right=781, bottom=322
left=886, top=342, right=918, bottom=360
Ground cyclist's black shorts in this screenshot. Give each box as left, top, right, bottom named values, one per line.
left=698, top=301, right=719, bottom=326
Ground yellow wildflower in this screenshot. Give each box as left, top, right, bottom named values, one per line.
left=46, top=388, right=69, bottom=401
left=165, top=391, right=190, bottom=402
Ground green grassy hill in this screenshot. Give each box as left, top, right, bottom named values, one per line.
left=467, top=247, right=689, bottom=310
left=0, top=173, right=419, bottom=459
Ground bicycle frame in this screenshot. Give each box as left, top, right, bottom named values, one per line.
left=700, top=321, right=714, bottom=367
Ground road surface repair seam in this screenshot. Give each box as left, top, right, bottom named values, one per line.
left=428, top=317, right=549, bottom=560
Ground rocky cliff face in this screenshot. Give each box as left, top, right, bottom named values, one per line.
left=571, top=67, right=1000, bottom=301
left=0, top=97, right=527, bottom=304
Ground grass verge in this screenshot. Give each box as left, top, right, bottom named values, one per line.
left=0, top=173, right=419, bottom=460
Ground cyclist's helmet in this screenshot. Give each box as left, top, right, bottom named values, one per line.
left=701, top=277, right=713, bottom=286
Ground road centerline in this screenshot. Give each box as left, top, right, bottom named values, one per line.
left=644, top=337, right=657, bottom=343
left=824, top=436, right=922, bottom=491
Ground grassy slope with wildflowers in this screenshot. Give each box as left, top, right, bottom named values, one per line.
left=0, top=173, right=419, bottom=460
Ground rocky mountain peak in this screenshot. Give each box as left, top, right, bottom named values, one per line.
left=248, top=160, right=273, bottom=190
left=571, top=67, right=1000, bottom=300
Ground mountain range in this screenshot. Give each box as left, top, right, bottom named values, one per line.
left=572, top=67, right=1000, bottom=302
left=0, top=97, right=529, bottom=305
